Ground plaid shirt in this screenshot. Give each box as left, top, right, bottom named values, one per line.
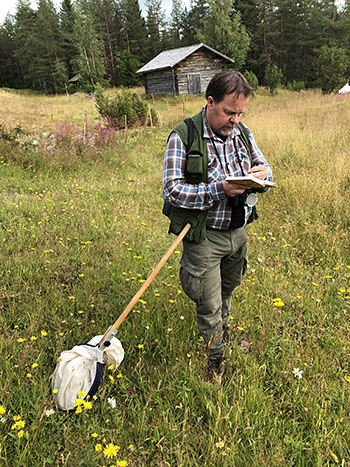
left=163, top=108, right=273, bottom=230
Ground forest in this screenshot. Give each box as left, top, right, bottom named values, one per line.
left=0, top=0, right=349, bottom=94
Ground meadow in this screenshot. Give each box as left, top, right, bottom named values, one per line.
left=0, top=86, right=350, bottom=466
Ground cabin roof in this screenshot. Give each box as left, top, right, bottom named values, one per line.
left=136, top=43, right=234, bottom=74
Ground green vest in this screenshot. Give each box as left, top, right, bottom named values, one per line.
left=167, top=111, right=208, bottom=244
left=166, top=111, right=256, bottom=244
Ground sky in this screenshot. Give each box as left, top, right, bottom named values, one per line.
left=0, top=0, right=190, bottom=24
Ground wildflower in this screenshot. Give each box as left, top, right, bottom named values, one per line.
left=77, top=391, right=87, bottom=398
left=52, top=389, right=59, bottom=394
left=116, top=373, right=123, bottom=379
left=30, top=336, right=37, bottom=341
left=45, top=409, right=55, bottom=417
left=26, top=373, right=32, bottom=378
left=103, top=443, right=120, bottom=459
left=215, top=441, right=225, bottom=448
left=292, top=368, right=303, bottom=379
left=272, top=298, right=285, bottom=307
left=75, top=406, right=83, bottom=414
left=0, top=405, right=5, bottom=416
left=91, top=433, right=98, bottom=438
left=17, top=430, right=24, bottom=438
left=95, top=443, right=102, bottom=452
left=17, top=338, right=25, bottom=343
left=108, top=363, right=115, bottom=371
left=83, top=401, right=92, bottom=410
left=344, top=375, right=350, bottom=383
left=108, top=397, right=116, bottom=409
left=137, top=344, right=144, bottom=349
left=117, top=461, right=128, bottom=467
left=32, top=363, right=38, bottom=368
left=41, top=330, right=47, bottom=337
left=109, top=375, right=115, bottom=384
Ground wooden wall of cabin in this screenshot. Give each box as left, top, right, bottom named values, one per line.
left=142, top=69, right=175, bottom=95
left=175, top=50, right=229, bottom=95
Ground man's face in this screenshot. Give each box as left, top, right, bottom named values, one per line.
left=205, top=93, right=250, bottom=137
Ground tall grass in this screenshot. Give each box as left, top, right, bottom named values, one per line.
left=0, top=88, right=349, bottom=466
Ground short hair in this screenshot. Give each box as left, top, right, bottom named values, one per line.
left=205, top=70, right=254, bottom=102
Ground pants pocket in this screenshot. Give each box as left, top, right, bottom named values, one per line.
left=180, top=265, right=205, bottom=305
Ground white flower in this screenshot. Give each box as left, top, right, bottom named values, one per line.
left=1, top=418, right=6, bottom=423
left=45, top=409, right=55, bottom=417
left=108, top=397, right=116, bottom=409
left=292, top=368, right=303, bottom=379
left=215, top=441, right=225, bottom=448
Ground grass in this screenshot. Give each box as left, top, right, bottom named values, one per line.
left=0, top=87, right=350, bottom=466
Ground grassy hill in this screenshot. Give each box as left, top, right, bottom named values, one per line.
left=0, top=88, right=349, bottom=466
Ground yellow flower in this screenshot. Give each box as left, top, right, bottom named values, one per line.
left=137, top=344, right=144, bottom=349
left=0, top=405, right=6, bottom=416
left=30, top=336, right=37, bottom=341
left=117, top=461, right=128, bottom=467
left=77, top=391, right=87, bottom=398
left=75, top=399, right=84, bottom=406
left=52, top=389, right=59, bottom=394
left=108, top=363, right=115, bottom=370
left=26, top=373, right=32, bottom=378
left=41, top=330, right=47, bottom=337
left=17, top=338, right=25, bottom=343
left=103, top=443, right=120, bottom=459
left=344, top=375, right=350, bottom=383
left=109, top=375, right=115, bottom=383
left=83, top=401, right=92, bottom=410
left=31, top=363, right=38, bottom=368
left=117, top=373, right=123, bottom=379
left=91, top=433, right=98, bottom=438
left=75, top=406, right=83, bottom=414
left=17, top=430, right=24, bottom=438
left=95, top=443, right=102, bottom=452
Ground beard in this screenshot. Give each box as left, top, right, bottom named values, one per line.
left=216, top=125, right=235, bottom=137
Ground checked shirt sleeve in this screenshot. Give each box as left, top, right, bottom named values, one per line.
left=163, top=132, right=226, bottom=210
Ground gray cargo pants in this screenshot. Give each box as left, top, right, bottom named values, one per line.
left=180, top=227, right=247, bottom=358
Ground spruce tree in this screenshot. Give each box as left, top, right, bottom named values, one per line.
left=120, top=0, right=148, bottom=63
left=197, top=0, right=250, bottom=70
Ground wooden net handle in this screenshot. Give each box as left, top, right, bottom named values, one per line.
left=99, top=223, right=191, bottom=346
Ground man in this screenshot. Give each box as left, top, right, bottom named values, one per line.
left=163, top=70, right=273, bottom=384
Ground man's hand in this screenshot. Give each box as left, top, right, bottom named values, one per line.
left=223, top=181, right=250, bottom=198
left=248, top=165, right=268, bottom=180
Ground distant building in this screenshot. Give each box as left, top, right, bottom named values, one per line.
left=136, top=43, right=235, bottom=96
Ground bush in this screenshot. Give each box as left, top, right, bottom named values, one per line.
left=286, top=80, right=305, bottom=92
left=264, top=64, right=283, bottom=94
left=94, top=85, right=158, bottom=129
left=243, top=70, right=259, bottom=90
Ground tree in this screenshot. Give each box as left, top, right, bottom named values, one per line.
left=145, top=0, right=166, bottom=59
left=264, top=62, right=283, bottom=93
left=59, top=0, right=79, bottom=79
left=71, top=7, right=107, bottom=91
left=197, top=0, right=250, bottom=70
left=0, top=15, right=21, bottom=88
left=34, top=0, right=64, bottom=93
left=120, top=0, right=148, bottom=63
left=181, top=0, right=209, bottom=46
left=114, top=50, right=142, bottom=86
left=168, top=0, right=185, bottom=47
left=13, top=0, right=38, bottom=89
left=315, top=44, right=348, bottom=93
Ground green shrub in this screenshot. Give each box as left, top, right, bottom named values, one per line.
left=94, top=85, right=158, bottom=129
left=243, top=70, right=259, bottom=90
left=287, top=80, right=305, bottom=92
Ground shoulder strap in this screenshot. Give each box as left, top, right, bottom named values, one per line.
left=184, top=118, right=194, bottom=153
left=237, top=122, right=253, bottom=166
